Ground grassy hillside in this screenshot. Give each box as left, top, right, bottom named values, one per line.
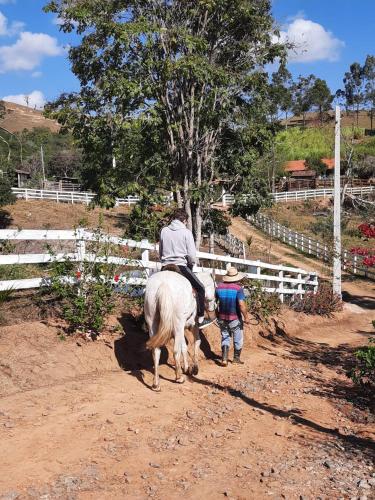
left=0, top=101, right=59, bottom=133
left=276, top=126, right=375, bottom=161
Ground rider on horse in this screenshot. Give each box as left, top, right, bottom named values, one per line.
left=159, top=208, right=215, bottom=330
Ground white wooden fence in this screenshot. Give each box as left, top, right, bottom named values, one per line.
left=0, top=229, right=318, bottom=302
left=13, top=185, right=375, bottom=208
left=222, top=185, right=375, bottom=205
left=250, top=213, right=375, bottom=281
left=11, top=188, right=141, bottom=206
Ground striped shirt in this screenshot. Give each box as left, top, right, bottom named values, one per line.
left=215, top=283, right=245, bottom=321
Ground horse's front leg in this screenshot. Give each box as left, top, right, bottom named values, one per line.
left=192, top=325, right=201, bottom=376
left=152, top=347, right=161, bottom=392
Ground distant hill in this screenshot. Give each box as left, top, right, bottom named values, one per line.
left=282, top=110, right=373, bottom=130
left=0, top=101, right=60, bottom=133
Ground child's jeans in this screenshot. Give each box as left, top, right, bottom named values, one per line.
left=218, top=319, right=243, bottom=350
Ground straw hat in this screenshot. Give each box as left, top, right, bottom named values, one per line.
left=222, top=266, right=245, bottom=283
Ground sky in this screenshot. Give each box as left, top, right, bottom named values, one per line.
left=0, top=0, right=374, bottom=109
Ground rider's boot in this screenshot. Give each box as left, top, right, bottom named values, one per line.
left=233, top=349, right=244, bottom=365
left=221, top=345, right=229, bottom=367
left=198, top=316, right=215, bottom=330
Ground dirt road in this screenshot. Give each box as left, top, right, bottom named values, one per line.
left=0, top=304, right=374, bottom=499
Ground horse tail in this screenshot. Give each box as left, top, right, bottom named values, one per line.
left=146, top=282, right=174, bottom=350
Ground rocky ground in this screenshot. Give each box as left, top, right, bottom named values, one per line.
left=0, top=304, right=374, bottom=500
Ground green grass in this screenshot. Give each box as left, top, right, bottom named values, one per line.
left=276, top=127, right=334, bottom=161
left=276, top=126, right=375, bottom=161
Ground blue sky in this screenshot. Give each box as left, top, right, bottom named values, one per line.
left=0, top=0, right=374, bottom=109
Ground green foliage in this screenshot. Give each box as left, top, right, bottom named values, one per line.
left=0, top=287, right=14, bottom=305
left=124, top=198, right=172, bottom=243
left=309, top=215, right=349, bottom=245
left=43, top=0, right=285, bottom=240
left=203, top=208, right=230, bottom=236
left=348, top=337, right=375, bottom=388
left=276, top=127, right=334, bottom=161
left=46, top=228, right=119, bottom=336
left=291, top=283, right=342, bottom=317
left=305, top=153, right=328, bottom=175
left=0, top=175, right=15, bottom=206
left=242, top=279, right=281, bottom=324
left=0, top=127, right=83, bottom=184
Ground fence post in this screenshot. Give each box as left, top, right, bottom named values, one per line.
left=297, top=272, right=303, bottom=298
left=353, top=254, right=357, bottom=274
left=308, top=238, right=311, bottom=255
left=25, top=189, right=28, bottom=201
left=76, top=228, right=86, bottom=267
left=141, top=239, right=150, bottom=271
left=71, top=192, right=74, bottom=204
left=278, top=270, right=284, bottom=303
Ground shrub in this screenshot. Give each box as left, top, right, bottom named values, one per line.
left=45, top=227, right=123, bottom=337
left=291, top=282, right=342, bottom=316
left=0, top=176, right=16, bottom=207
left=242, top=279, right=281, bottom=324
left=348, top=338, right=375, bottom=388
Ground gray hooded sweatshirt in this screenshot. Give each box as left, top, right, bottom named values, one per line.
left=159, top=220, right=197, bottom=267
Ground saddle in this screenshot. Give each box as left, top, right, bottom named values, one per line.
left=161, top=264, right=182, bottom=274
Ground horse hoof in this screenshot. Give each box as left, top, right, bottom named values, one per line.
left=192, top=365, right=199, bottom=376
left=152, top=384, right=161, bottom=392
left=176, top=376, right=185, bottom=384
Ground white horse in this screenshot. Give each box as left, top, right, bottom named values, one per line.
left=144, top=269, right=215, bottom=391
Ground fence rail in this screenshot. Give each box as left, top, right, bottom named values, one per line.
left=222, top=186, right=375, bottom=205
left=0, top=229, right=318, bottom=302
left=13, top=185, right=375, bottom=208
left=250, top=213, right=375, bottom=281
left=11, top=188, right=141, bottom=206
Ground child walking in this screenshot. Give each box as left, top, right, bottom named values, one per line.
left=215, top=267, right=249, bottom=366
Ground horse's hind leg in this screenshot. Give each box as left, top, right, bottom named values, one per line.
left=152, top=348, right=161, bottom=392
left=181, top=331, right=189, bottom=375
left=174, top=327, right=185, bottom=384
left=192, top=325, right=201, bottom=376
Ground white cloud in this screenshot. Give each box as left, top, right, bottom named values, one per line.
left=0, top=31, right=63, bottom=73
left=31, top=71, right=42, bottom=78
left=278, top=16, right=345, bottom=63
left=0, top=11, right=24, bottom=36
left=2, top=90, right=46, bottom=109
left=0, top=12, right=6, bottom=35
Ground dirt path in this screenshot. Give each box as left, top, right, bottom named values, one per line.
left=0, top=305, right=374, bottom=500
left=229, top=217, right=375, bottom=302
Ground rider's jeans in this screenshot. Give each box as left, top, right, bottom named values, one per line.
left=218, top=319, right=243, bottom=350
left=177, top=265, right=205, bottom=317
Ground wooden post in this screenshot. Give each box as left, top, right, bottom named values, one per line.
left=278, top=270, right=284, bottom=303
left=333, top=105, right=342, bottom=298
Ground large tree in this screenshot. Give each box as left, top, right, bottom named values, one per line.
left=363, top=55, right=375, bottom=130
left=291, top=74, right=316, bottom=128
left=340, top=62, right=365, bottom=126
left=44, top=0, right=284, bottom=246
left=309, top=78, right=333, bottom=125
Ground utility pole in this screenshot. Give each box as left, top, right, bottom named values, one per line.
left=333, top=105, right=342, bottom=297
left=40, top=145, right=46, bottom=187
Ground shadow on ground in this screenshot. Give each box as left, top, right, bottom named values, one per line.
left=191, top=375, right=375, bottom=457
left=342, top=291, right=375, bottom=310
